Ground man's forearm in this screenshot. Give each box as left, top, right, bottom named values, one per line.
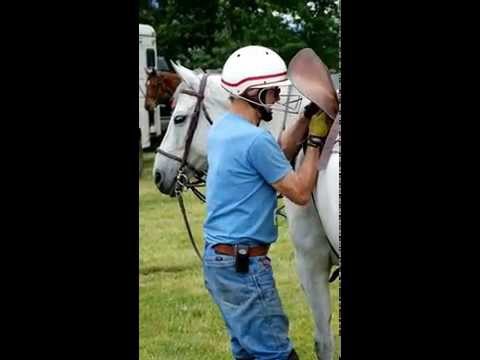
left=279, top=115, right=310, bottom=161
left=272, top=140, right=320, bottom=206
left=296, top=146, right=320, bottom=196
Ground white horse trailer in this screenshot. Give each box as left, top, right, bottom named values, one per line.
left=139, top=24, right=162, bottom=150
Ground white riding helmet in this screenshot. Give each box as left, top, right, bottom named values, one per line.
left=221, top=45, right=291, bottom=96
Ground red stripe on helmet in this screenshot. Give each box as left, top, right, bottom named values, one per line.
left=221, top=71, right=287, bottom=87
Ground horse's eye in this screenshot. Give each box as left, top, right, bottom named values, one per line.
left=174, top=115, right=187, bottom=124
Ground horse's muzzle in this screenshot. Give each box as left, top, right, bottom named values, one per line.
left=154, top=171, right=176, bottom=197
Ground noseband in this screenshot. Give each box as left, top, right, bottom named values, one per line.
left=156, top=73, right=213, bottom=261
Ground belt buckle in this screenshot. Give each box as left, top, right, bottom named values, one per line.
left=235, top=244, right=249, bottom=256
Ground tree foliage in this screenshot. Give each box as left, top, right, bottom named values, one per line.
left=140, top=0, right=339, bottom=71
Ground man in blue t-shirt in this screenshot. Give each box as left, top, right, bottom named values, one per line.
left=203, top=45, right=328, bottom=360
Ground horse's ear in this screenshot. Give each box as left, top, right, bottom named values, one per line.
left=171, top=62, right=200, bottom=90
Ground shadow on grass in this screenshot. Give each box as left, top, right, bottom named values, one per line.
left=140, top=264, right=195, bottom=275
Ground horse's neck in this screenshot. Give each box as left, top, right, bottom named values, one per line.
left=160, top=72, right=180, bottom=87
left=154, top=73, right=181, bottom=106
left=158, top=71, right=177, bottom=77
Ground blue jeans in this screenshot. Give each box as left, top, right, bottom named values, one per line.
left=203, top=243, right=294, bottom=360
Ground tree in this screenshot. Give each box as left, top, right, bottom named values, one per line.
left=139, top=0, right=339, bottom=70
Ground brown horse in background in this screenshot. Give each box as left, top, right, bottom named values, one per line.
left=144, top=69, right=181, bottom=112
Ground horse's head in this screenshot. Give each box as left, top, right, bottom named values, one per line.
left=153, top=64, right=230, bottom=196
left=144, top=69, right=181, bottom=112
left=144, top=68, right=158, bottom=112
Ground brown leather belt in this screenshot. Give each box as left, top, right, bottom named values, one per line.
left=214, top=244, right=270, bottom=257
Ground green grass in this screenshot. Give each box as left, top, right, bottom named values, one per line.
left=140, top=152, right=340, bottom=359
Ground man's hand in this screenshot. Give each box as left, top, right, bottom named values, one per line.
left=303, top=102, right=320, bottom=120
left=309, top=111, right=330, bottom=138
left=307, top=111, right=330, bottom=148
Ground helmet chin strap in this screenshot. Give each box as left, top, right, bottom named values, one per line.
left=241, top=91, right=273, bottom=122
left=257, top=106, right=273, bottom=122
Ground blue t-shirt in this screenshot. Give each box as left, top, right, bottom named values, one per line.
left=203, top=112, right=292, bottom=246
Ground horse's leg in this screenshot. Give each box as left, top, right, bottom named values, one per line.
left=284, top=198, right=335, bottom=360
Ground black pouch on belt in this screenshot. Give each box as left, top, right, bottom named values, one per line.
left=235, top=245, right=249, bottom=273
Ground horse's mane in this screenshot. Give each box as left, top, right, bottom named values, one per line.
left=156, top=70, right=179, bottom=77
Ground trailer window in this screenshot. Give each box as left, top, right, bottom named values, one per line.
left=146, top=49, right=156, bottom=68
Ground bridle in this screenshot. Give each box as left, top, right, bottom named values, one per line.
left=156, top=73, right=213, bottom=261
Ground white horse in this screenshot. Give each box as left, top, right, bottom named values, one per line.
left=153, top=63, right=339, bottom=360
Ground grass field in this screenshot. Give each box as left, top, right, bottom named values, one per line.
left=140, top=151, right=340, bottom=359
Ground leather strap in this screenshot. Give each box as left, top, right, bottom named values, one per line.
left=306, top=135, right=324, bottom=148
left=214, top=244, right=270, bottom=257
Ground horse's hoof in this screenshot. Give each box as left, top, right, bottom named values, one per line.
left=314, top=341, right=321, bottom=360
left=314, top=341, right=333, bottom=360
left=288, top=349, right=299, bottom=360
